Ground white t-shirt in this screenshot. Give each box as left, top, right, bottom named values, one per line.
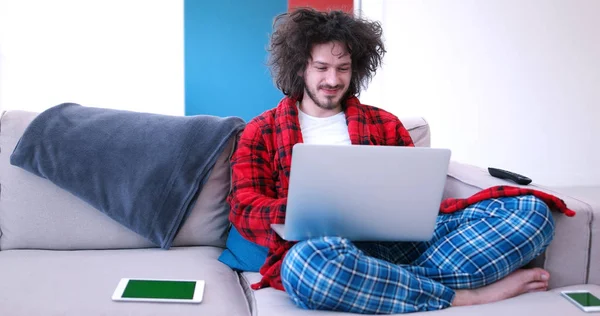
left=298, top=105, right=351, bottom=145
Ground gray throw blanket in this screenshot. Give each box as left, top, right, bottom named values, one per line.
left=10, top=103, right=245, bottom=249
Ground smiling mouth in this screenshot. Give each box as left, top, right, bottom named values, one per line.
left=321, top=88, right=339, bottom=95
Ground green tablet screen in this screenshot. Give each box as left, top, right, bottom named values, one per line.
left=565, top=292, right=600, bottom=307
left=122, top=280, right=196, bottom=300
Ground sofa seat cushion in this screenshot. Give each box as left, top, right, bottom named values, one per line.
left=241, top=272, right=599, bottom=315
left=0, top=247, right=250, bottom=316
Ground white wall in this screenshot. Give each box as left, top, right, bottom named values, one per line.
left=360, top=0, right=600, bottom=187
left=0, top=0, right=184, bottom=116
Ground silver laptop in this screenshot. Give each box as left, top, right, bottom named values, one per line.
left=271, top=144, right=451, bottom=242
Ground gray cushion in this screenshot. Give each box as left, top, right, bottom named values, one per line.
left=170, top=134, right=234, bottom=247
left=242, top=272, right=599, bottom=316
left=8, top=104, right=244, bottom=249
left=0, top=110, right=235, bottom=250
left=0, top=247, right=250, bottom=316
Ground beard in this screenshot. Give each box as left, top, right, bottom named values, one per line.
left=304, top=83, right=346, bottom=110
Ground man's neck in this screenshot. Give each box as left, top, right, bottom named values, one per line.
left=298, top=99, right=343, bottom=118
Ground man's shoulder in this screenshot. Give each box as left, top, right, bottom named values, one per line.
left=246, top=98, right=293, bottom=131
left=241, top=105, right=280, bottom=142
left=247, top=107, right=277, bottom=130
left=357, top=103, right=400, bottom=124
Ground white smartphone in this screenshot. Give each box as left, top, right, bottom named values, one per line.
left=561, top=290, right=600, bottom=312
left=112, top=278, right=205, bottom=304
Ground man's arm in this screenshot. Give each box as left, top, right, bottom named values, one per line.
left=396, top=118, right=415, bottom=147
left=227, top=122, right=286, bottom=248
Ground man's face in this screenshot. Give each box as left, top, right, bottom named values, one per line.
left=303, top=41, right=352, bottom=110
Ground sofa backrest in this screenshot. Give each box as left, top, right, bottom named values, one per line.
left=0, top=110, right=234, bottom=250
left=0, top=110, right=430, bottom=251
left=400, top=117, right=430, bottom=147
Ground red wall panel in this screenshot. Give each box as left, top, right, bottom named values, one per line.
left=289, top=0, right=353, bottom=13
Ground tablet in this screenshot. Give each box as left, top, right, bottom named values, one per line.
left=561, top=290, right=600, bottom=312
left=112, top=278, right=205, bottom=304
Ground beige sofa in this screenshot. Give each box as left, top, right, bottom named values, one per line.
left=0, top=110, right=598, bottom=315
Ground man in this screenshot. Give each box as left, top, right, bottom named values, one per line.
left=228, top=8, right=556, bottom=314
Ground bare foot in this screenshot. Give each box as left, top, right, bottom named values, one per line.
left=453, top=268, right=550, bottom=307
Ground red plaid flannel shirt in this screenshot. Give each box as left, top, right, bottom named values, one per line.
left=227, top=96, right=575, bottom=291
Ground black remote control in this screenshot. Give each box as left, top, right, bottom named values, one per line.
left=488, top=167, right=532, bottom=185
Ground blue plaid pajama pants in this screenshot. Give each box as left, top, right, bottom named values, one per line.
left=281, top=195, right=555, bottom=314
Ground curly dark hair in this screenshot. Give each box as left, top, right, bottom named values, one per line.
left=268, top=8, right=385, bottom=100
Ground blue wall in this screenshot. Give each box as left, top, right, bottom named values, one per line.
left=185, top=0, right=286, bottom=121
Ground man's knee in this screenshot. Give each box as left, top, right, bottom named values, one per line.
left=513, top=195, right=556, bottom=249
left=281, top=240, right=313, bottom=309
left=281, top=237, right=355, bottom=309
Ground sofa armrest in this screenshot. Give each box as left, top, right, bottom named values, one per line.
left=443, top=161, right=595, bottom=289
left=546, top=186, right=600, bottom=286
